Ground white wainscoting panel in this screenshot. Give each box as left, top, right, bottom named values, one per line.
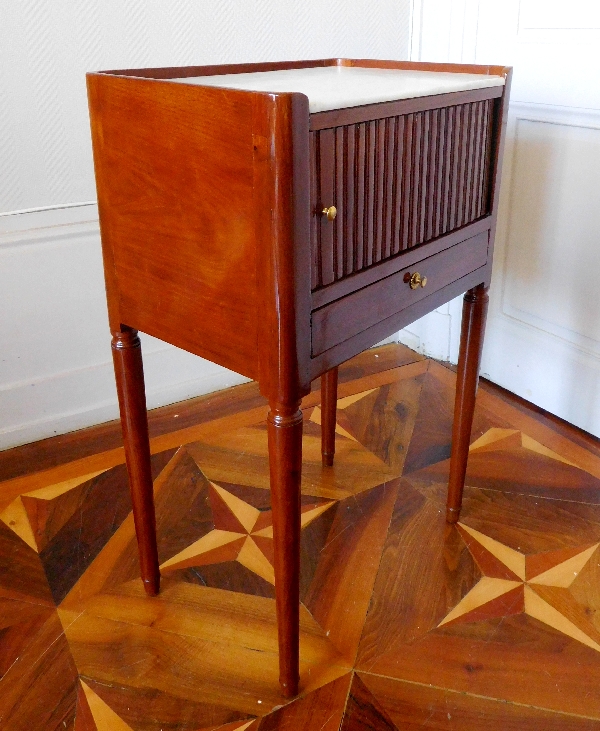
left=481, top=102, right=600, bottom=436
left=502, top=112, right=600, bottom=354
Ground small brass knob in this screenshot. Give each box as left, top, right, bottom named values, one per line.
left=322, top=205, right=337, bottom=221
left=404, top=271, right=427, bottom=290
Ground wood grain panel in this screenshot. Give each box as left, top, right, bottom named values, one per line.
left=87, top=75, right=259, bottom=378
left=311, top=99, right=494, bottom=290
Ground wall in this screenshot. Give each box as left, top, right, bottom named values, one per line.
left=0, top=0, right=411, bottom=450
left=401, top=0, right=600, bottom=438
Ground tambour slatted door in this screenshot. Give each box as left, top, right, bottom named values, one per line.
left=311, top=97, right=495, bottom=291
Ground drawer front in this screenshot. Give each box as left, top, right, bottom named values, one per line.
left=311, top=231, right=488, bottom=356
left=311, top=98, right=494, bottom=290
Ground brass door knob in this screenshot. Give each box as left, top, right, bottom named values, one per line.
left=404, top=271, right=427, bottom=289
left=322, top=205, right=337, bottom=221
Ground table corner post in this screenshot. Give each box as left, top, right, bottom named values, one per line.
left=111, top=325, right=160, bottom=596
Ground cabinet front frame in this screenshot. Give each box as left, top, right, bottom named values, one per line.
left=88, top=58, right=511, bottom=395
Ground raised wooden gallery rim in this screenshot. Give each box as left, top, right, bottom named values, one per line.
left=167, top=65, right=505, bottom=113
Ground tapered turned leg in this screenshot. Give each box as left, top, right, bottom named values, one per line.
left=320, top=367, right=338, bottom=467
left=267, top=401, right=303, bottom=698
left=446, top=284, right=489, bottom=524
left=111, top=327, right=160, bottom=596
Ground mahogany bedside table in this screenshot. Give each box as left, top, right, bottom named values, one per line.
left=87, top=58, right=511, bottom=697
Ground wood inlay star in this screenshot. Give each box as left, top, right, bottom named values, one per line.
left=439, top=523, right=600, bottom=652
left=309, top=388, right=377, bottom=442
left=160, top=482, right=335, bottom=585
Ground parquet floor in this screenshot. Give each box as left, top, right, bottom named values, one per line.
left=2, top=344, right=600, bottom=730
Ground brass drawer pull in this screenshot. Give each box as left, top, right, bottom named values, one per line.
left=404, top=271, right=427, bottom=289
left=322, top=205, right=337, bottom=221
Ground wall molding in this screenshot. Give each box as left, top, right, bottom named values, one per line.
left=0, top=201, right=97, bottom=220
left=507, top=101, right=600, bottom=130
left=497, top=104, right=600, bottom=360
left=480, top=98, right=600, bottom=436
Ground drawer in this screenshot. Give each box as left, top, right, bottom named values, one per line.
left=311, top=231, right=488, bottom=356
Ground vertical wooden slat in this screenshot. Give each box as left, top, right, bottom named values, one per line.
left=418, top=109, right=431, bottom=244
left=461, top=103, right=472, bottom=228
left=449, top=105, right=462, bottom=231
left=464, top=103, right=477, bottom=228
left=476, top=102, right=486, bottom=219
left=374, top=119, right=386, bottom=263
left=383, top=117, right=395, bottom=260
left=392, top=115, right=405, bottom=256
left=365, top=120, right=377, bottom=268
left=469, top=102, right=480, bottom=222
left=355, top=122, right=366, bottom=272
left=433, top=107, right=446, bottom=239
left=401, top=114, right=414, bottom=251
left=409, top=112, right=422, bottom=248
left=344, top=125, right=355, bottom=277
left=425, top=108, right=439, bottom=242
left=456, top=103, right=470, bottom=229
left=334, top=126, right=345, bottom=280
left=318, top=128, right=335, bottom=286
left=309, top=131, right=319, bottom=289
left=479, top=100, right=493, bottom=218
left=444, top=105, right=456, bottom=235
left=471, top=101, right=484, bottom=222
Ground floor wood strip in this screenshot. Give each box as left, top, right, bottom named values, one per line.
left=1, top=344, right=600, bottom=729
left=356, top=673, right=600, bottom=730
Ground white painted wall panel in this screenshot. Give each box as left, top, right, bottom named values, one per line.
left=503, top=118, right=600, bottom=351
left=0, top=0, right=410, bottom=214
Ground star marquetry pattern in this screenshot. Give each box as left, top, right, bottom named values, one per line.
left=160, top=482, right=335, bottom=585
left=469, top=427, right=580, bottom=468
left=309, top=388, right=377, bottom=442
left=440, top=523, right=600, bottom=652
left=0, top=470, right=107, bottom=551
left=5, top=353, right=600, bottom=730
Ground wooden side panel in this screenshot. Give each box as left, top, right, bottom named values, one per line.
left=252, top=92, right=313, bottom=399
left=87, top=74, right=259, bottom=378
left=311, top=98, right=494, bottom=290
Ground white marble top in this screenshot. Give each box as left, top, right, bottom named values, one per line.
left=170, top=66, right=505, bottom=113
